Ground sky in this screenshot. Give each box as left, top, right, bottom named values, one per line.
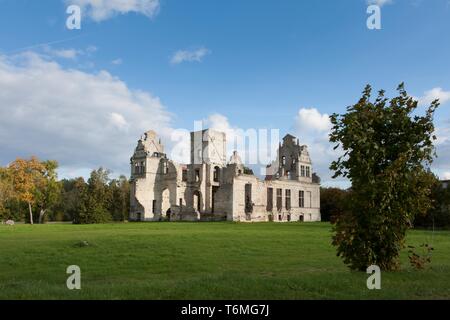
left=0, top=0, right=449, bottom=187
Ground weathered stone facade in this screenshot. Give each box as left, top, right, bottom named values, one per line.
left=129, top=129, right=321, bottom=222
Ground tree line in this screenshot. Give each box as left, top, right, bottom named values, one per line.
left=320, top=184, right=450, bottom=229
left=0, top=157, right=130, bottom=224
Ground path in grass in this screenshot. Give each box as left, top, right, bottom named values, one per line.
left=0, top=222, right=448, bottom=299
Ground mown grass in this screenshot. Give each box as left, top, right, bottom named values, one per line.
left=0, top=222, right=448, bottom=300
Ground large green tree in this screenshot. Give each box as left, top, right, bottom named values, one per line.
left=329, top=84, right=439, bottom=271
left=73, top=168, right=112, bottom=224
left=67, top=178, right=89, bottom=223
left=109, top=175, right=130, bottom=222
left=53, top=178, right=85, bottom=222
left=320, top=187, right=349, bottom=222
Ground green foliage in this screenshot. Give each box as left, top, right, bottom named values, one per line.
left=320, top=187, right=350, bottom=222
left=34, top=160, right=61, bottom=223
left=69, top=178, right=89, bottom=224
left=243, top=167, right=254, bottom=175
left=2, top=157, right=61, bottom=224
left=329, top=83, right=439, bottom=271
left=73, top=168, right=112, bottom=224
left=414, top=180, right=450, bottom=229
left=108, top=175, right=130, bottom=222
left=2, top=159, right=131, bottom=224
left=50, top=170, right=131, bottom=224
left=0, top=167, right=13, bottom=219
left=51, top=178, right=85, bottom=221
left=0, top=199, right=27, bottom=222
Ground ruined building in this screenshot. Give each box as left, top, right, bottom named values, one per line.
left=129, top=129, right=321, bottom=222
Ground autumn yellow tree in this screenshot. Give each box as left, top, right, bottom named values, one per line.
left=8, top=157, right=46, bottom=224
left=34, top=160, right=61, bottom=223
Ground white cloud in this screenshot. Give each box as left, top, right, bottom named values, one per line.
left=416, top=87, right=450, bottom=106
left=443, top=172, right=450, bottom=180
left=47, top=48, right=80, bottom=59
left=367, top=0, right=393, bottom=7
left=205, top=113, right=232, bottom=134
left=110, top=112, right=129, bottom=131
left=434, top=120, right=450, bottom=176
left=0, top=51, right=172, bottom=177
left=203, top=113, right=269, bottom=168
left=112, top=58, right=123, bottom=65
left=170, top=47, right=211, bottom=65
left=294, top=108, right=345, bottom=187
left=295, top=108, right=332, bottom=132
left=42, top=45, right=98, bottom=60
left=67, top=0, right=160, bottom=22
left=435, top=127, right=450, bottom=146
left=85, top=46, right=98, bottom=54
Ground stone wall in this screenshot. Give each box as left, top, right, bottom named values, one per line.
left=130, top=129, right=321, bottom=223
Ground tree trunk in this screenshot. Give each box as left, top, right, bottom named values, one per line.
left=39, top=209, right=47, bottom=224
left=28, top=202, right=34, bottom=225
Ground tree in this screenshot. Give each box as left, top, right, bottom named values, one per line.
left=0, top=167, right=14, bottom=219
left=109, top=175, right=130, bottom=222
left=320, top=187, right=349, bottom=222
left=53, top=178, right=84, bottom=222
left=69, top=178, right=89, bottom=224
left=329, top=84, right=439, bottom=271
left=8, top=157, right=46, bottom=224
left=73, top=168, right=112, bottom=224
left=34, top=160, right=61, bottom=223
left=414, top=178, right=450, bottom=229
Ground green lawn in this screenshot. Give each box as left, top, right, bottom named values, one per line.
left=0, top=222, right=449, bottom=300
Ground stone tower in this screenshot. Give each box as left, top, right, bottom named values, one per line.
left=129, top=130, right=176, bottom=221
left=190, top=129, right=227, bottom=166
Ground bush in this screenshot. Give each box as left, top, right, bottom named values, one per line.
left=329, top=84, right=438, bottom=271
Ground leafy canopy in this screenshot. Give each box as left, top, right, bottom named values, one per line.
left=329, top=83, right=439, bottom=271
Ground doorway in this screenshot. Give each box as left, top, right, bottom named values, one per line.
left=212, top=186, right=219, bottom=213
left=161, top=188, right=171, bottom=217
left=193, top=191, right=202, bottom=212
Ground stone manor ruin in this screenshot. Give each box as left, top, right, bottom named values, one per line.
left=129, top=129, right=321, bottom=222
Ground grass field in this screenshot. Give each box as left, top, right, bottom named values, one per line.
left=0, top=222, right=449, bottom=300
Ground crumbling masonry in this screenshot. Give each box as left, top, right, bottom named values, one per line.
left=130, top=129, right=321, bottom=222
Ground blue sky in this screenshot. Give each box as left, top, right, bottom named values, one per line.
left=0, top=0, right=449, bottom=185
